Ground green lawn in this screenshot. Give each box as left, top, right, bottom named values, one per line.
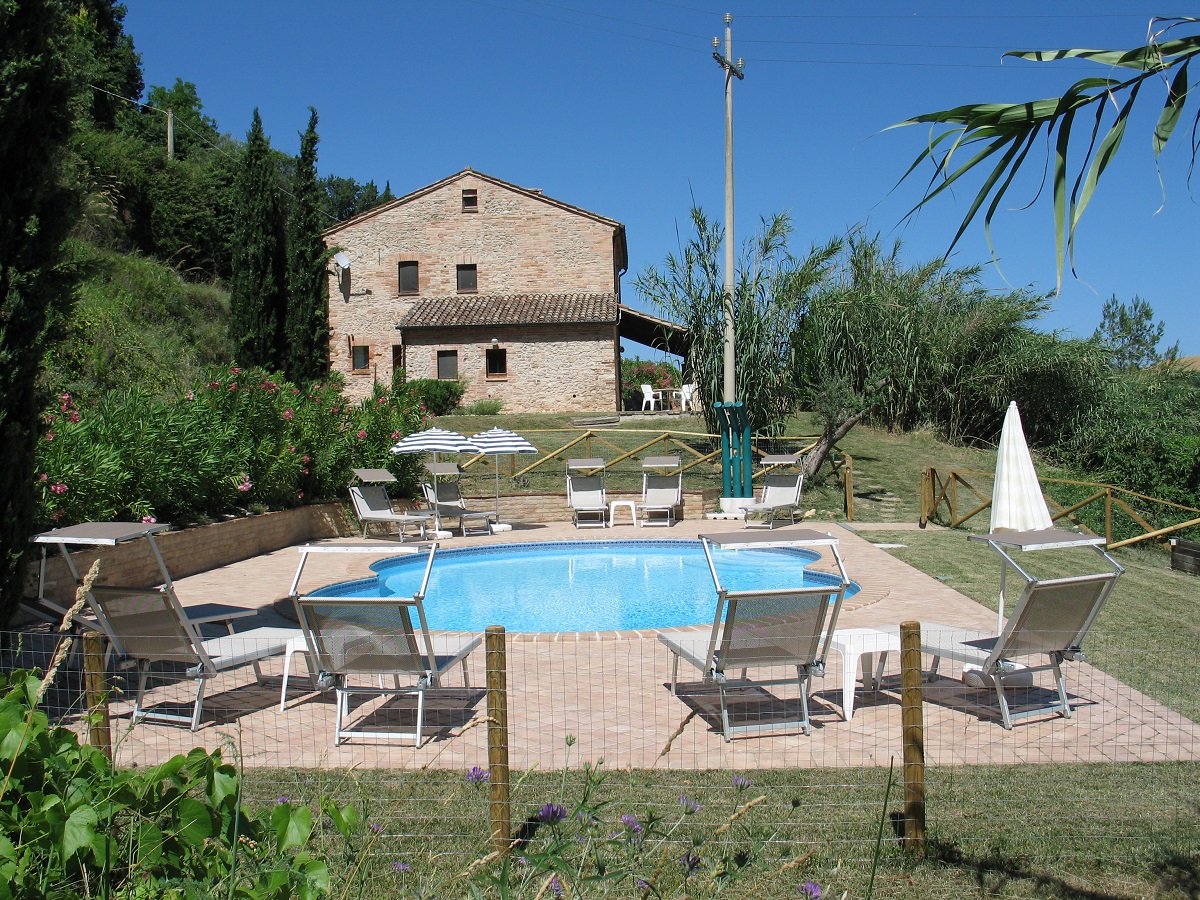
left=243, top=761, right=1200, bottom=899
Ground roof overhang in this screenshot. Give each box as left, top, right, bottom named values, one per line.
left=618, top=304, right=689, bottom=357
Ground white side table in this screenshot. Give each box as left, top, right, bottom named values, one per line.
left=279, top=634, right=314, bottom=711
left=829, top=628, right=902, bottom=720
left=609, top=499, right=637, bottom=527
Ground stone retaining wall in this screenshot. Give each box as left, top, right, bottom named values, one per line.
left=29, top=504, right=352, bottom=607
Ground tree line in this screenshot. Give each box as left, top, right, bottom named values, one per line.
left=0, top=0, right=397, bottom=625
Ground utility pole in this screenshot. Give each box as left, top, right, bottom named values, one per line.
left=713, top=14, right=744, bottom=403
left=166, top=108, right=175, bottom=160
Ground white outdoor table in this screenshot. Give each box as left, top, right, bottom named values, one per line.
left=829, top=628, right=902, bottom=720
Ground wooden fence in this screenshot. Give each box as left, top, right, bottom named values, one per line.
left=457, top=429, right=856, bottom=518
left=920, top=467, right=1200, bottom=549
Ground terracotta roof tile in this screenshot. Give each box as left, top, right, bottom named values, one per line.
left=398, top=293, right=618, bottom=328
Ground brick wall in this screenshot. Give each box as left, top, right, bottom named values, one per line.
left=403, top=324, right=617, bottom=413
left=29, top=505, right=352, bottom=608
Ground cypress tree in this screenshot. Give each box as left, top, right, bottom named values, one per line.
left=284, top=108, right=329, bottom=383
left=228, top=109, right=286, bottom=370
left=0, top=0, right=81, bottom=626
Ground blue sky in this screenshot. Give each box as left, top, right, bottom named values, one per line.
left=122, top=1, right=1196, bottom=357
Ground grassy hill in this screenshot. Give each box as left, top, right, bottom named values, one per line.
left=42, top=241, right=232, bottom=403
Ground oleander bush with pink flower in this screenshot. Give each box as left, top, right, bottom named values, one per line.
left=34, top=366, right=427, bottom=527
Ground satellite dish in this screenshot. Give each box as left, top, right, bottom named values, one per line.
left=333, top=251, right=352, bottom=268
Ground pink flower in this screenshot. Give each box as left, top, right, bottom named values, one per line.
left=45, top=432, right=54, bottom=442
left=297, top=491, right=304, bottom=499
left=231, top=367, right=241, bottom=374
left=357, top=430, right=367, bottom=440
left=291, top=387, right=300, bottom=394
left=229, top=384, right=238, bottom=392
left=391, top=431, right=401, bottom=441
left=236, top=474, right=252, bottom=492
left=142, top=515, right=157, bottom=524
left=331, top=406, right=340, bottom=414
left=50, top=483, right=67, bottom=495
left=283, top=409, right=294, bottom=421
left=67, top=411, right=80, bottom=423
left=187, top=391, right=195, bottom=400
left=303, top=455, right=311, bottom=463
left=378, top=397, right=387, bottom=404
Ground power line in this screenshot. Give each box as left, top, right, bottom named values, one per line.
left=86, top=82, right=342, bottom=224
left=456, top=0, right=1124, bottom=71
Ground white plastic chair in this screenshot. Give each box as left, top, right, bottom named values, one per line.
left=640, top=384, right=663, bottom=411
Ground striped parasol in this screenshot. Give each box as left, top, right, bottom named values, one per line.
left=470, top=427, right=538, bottom=518
left=391, top=428, right=482, bottom=499
left=390, top=427, right=481, bottom=456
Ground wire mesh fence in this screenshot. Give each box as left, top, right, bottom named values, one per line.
left=8, top=622, right=1199, bottom=891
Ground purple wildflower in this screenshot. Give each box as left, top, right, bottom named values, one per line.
left=369, top=822, right=383, bottom=834
left=538, top=802, right=567, bottom=825
left=732, top=775, right=753, bottom=790
left=680, top=850, right=702, bottom=876
left=466, top=766, right=490, bottom=784
left=800, top=881, right=821, bottom=900
left=275, top=796, right=290, bottom=804
left=550, top=874, right=564, bottom=898
left=680, top=794, right=702, bottom=814
left=392, top=861, right=411, bottom=873
left=635, top=878, right=650, bottom=891
left=621, top=813, right=643, bottom=834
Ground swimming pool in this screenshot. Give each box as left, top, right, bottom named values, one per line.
left=309, top=540, right=858, bottom=633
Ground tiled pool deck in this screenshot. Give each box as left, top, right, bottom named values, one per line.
left=93, top=518, right=1200, bottom=771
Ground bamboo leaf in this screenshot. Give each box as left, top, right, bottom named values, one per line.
left=1071, top=80, right=1142, bottom=238
left=1007, top=47, right=1155, bottom=69
left=1154, top=59, right=1190, bottom=155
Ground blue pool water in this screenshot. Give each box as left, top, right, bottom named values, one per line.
left=310, top=540, right=859, bottom=633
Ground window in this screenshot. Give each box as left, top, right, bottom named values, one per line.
left=351, top=345, right=369, bottom=370
left=485, top=347, right=508, bottom=378
left=456, top=264, right=477, bottom=293
left=437, top=349, right=458, bottom=380
left=461, top=188, right=478, bottom=212
left=398, top=261, right=419, bottom=294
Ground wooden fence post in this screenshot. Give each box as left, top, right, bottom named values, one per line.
left=82, top=631, right=112, bottom=760
left=485, top=625, right=511, bottom=853
left=843, top=454, right=855, bottom=521
left=899, top=620, right=926, bottom=856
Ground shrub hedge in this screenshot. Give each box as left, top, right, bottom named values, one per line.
left=34, top=366, right=428, bottom=528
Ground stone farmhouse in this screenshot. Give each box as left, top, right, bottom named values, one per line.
left=323, top=168, right=683, bottom=413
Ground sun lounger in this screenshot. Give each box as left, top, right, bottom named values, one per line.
left=89, top=585, right=299, bottom=730
left=420, top=479, right=496, bottom=536
left=906, top=568, right=1122, bottom=728
left=567, top=474, right=608, bottom=528
left=742, top=472, right=804, bottom=529
left=291, top=543, right=481, bottom=746
left=658, top=530, right=851, bottom=740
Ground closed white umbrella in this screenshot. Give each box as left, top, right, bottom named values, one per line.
left=990, top=401, right=1053, bottom=630
left=470, top=427, right=538, bottom=519
left=991, top=402, right=1052, bottom=533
